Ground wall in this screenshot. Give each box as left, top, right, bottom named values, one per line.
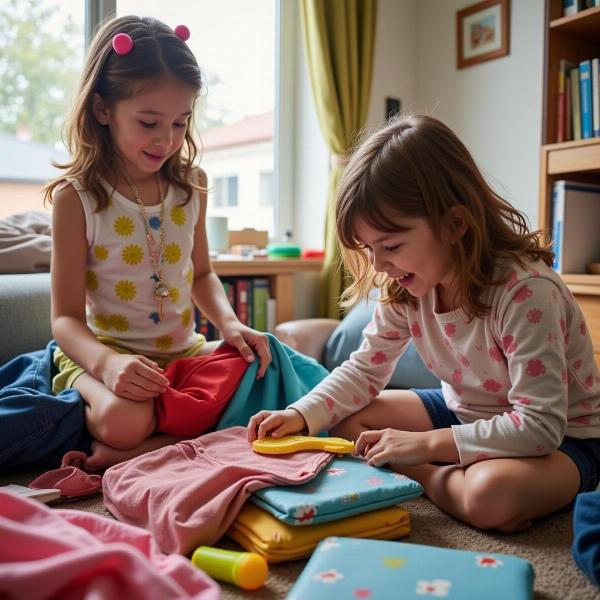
left=415, top=0, right=545, bottom=226
left=292, top=0, right=546, bottom=319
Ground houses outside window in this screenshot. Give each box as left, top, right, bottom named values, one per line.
left=0, top=0, right=83, bottom=218
left=118, top=0, right=277, bottom=235
left=260, top=171, right=274, bottom=207
left=2, top=0, right=286, bottom=238
left=213, top=176, right=239, bottom=208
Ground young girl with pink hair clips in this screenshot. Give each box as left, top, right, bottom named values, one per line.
left=45, top=15, right=271, bottom=470
left=248, top=114, right=600, bottom=533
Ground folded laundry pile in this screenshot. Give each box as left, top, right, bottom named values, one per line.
left=226, top=454, right=423, bottom=562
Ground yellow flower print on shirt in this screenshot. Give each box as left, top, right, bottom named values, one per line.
left=169, top=286, right=180, bottom=304
left=109, top=314, right=129, bottom=332
left=93, top=313, right=111, bottom=330
left=86, top=270, right=98, bottom=291
left=155, top=335, right=173, bottom=352
left=181, top=307, right=191, bottom=327
left=171, top=205, right=187, bottom=226
left=122, top=244, right=144, bottom=266
left=164, top=243, right=181, bottom=264
left=115, top=280, right=137, bottom=302
left=185, top=268, right=194, bottom=286
left=94, top=245, right=109, bottom=261
left=114, top=215, right=135, bottom=237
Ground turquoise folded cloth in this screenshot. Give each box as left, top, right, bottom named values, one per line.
left=216, top=333, right=329, bottom=430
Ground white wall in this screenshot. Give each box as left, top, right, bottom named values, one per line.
left=292, top=0, right=545, bottom=318
left=414, top=0, right=545, bottom=226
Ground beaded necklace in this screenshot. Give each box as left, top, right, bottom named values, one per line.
left=121, top=170, right=170, bottom=319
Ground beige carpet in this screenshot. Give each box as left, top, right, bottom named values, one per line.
left=3, top=470, right=599, bottom=600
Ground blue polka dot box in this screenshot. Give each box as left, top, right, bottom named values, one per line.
left=286, top=537, right=534, bottom=600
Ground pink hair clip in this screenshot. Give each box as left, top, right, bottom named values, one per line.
left=174, top=24, right=190, bottom=41
left=112, top=33, right=133, bottom=55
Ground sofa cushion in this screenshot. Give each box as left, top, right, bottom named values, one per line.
left=324, top=299, right=440, bottom=389
left=0, top=273, right=52, bottom=365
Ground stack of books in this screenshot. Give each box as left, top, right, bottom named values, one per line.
left=556, top=57, right=600, bottom=142
left=195, top=277, right=275, bottom=340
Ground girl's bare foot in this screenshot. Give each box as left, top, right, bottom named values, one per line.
left=84, top=440, right=138, bottom=471
left=84, top=433, right=185, bottom=471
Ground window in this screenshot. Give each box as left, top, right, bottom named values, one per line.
left=0, top=0, right=84, bottom=218
left=117, top=0, right=277, bottom=235
left=213, top=176, right=238, bottom=208
left=259, top=171, right=274, bottom=207
left=0, top=1, right=288, bottom=237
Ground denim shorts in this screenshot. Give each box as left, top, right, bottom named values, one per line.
left=413, top=387, right=600, bottom=493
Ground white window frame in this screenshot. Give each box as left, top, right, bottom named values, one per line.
left=92, top=0, right=294, bottom=240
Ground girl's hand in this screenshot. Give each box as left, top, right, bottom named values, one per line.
left=247, top=408, right=307, bottom=442
left=102, top=353, right=169, bottom=401
left=220, top=321, right=272, bottom=378
left=354, top=428, right=434, bottom=467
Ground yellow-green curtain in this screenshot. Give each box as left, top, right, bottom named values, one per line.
left=300, top=0, right=377, bottom=319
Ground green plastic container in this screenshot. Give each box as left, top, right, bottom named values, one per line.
left=266, top=243, right=301, bottom=258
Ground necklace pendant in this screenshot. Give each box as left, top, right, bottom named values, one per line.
left=147, top=233, right=155, bottom=245
left=154, top=281, right=170, bottom=300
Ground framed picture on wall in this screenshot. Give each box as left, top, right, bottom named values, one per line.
left=456, top=0, right=510, bottom=69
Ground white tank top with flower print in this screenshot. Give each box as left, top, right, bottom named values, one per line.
left=69, top=177, right=203, bottom=358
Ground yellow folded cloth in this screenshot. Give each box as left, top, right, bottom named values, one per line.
left=226, top=501, right=411, bottom=562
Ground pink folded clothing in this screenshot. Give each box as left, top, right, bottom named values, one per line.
left=103, top=426, right=334, bottom=555
left=0, top=490, right=220, bottom=600
left=156, top=344, right=249, bottom=436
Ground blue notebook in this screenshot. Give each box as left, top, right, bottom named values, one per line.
left=286, top=537, right=534, bottom=600
left=251, top=455, right=423, bottom=525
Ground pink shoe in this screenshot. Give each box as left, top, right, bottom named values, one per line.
left=29, top=454, right=102, bottom=499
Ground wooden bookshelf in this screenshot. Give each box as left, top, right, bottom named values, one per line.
left=540, top=0, right=600, bottom=362
left=210, top=257, right=323, bottom=325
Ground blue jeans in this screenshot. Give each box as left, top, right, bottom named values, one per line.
left=0, top=341, right=91, bottom=470
left=413, top=387, right=600, bottom=493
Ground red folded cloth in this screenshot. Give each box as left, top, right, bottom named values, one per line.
left=155, top=344, right=249, bottom=436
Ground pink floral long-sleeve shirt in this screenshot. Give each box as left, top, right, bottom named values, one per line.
left=290, top=259, right=600, bottom=465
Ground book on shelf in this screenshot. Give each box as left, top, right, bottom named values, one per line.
left=252, top=278, right=270, bottom=332
left=579, top=60, right=593, bottom=139
left=570, top=66, right=582, bottom=141
left=235, top=278, right=251, bottom=326
left=592, top=57, right=600, bottom=137
left=563, top=0, right=599, bottom=15
left=563, top=0, right=579, bottom=16
left=557, top=60, right=576, bottom=142
left=566, top=65, right=573, bottom=140
left=266, top=297, right=277, bottom=333
left=552, top=180, right=600, bottom=274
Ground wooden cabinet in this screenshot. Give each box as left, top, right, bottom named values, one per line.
left=210, top=257, right=323, bottom=325
left=540, top=1, right=600, bottom=365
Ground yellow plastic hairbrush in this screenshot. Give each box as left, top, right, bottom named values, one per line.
left=251, top=435, right=354, bottom=455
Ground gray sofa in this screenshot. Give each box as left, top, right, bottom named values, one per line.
left=0, top=272, right=53, bottom=365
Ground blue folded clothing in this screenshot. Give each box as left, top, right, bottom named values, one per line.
left=287, top=537, right=534, bottom=599
left=251, top=454, right=423, bottom=525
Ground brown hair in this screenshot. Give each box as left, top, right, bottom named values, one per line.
left=44, top=15, right=203, bottom=210
left=336, top=114, right=553, bottom=319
